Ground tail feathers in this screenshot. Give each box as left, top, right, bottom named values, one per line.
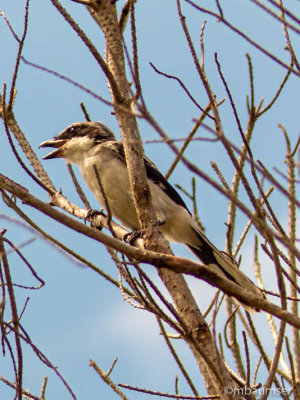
left=187, top=229, right=265, bottom=311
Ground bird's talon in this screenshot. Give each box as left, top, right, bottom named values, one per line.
left=123, top=230, right=142, bottom=245
left=84, top=208, right=105, bottom=224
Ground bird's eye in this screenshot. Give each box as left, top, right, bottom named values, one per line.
left=68, top=127, right=76, bottom=135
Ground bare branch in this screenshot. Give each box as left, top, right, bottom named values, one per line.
left=150, top=62, right=211, bottom=115
left=165, top=102, right=217, bottom=180
left=279, top=0, right=300, bottom=72
left=185, top=0, right=300, bottom=76
left=90, top=359, right=129, bottom=400
left=248, top=0, right=300, bottom=34
left=157, top=318, right=199, bottom=397
left=21, top=56, right=114, bottom=108
left=0, top=9, right=20, bottom=42
left=8, top=0, right=30, bottom=110
left=0, top=376, right=40, bottom=400
left=118, top=383, right=219, bottom=399
left=50, top=0, right=123, bottom=103
left=0, top=231, right=23, bottom=400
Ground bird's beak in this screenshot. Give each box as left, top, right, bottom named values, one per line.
left=39, top=138, right=68, bottom=160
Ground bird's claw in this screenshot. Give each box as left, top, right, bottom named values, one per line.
left=123, top=230, right=142, bottom=245
left=84, top=208, right=105, bottom=225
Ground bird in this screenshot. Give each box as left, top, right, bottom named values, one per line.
left=40, top=121, right=264, bottom=307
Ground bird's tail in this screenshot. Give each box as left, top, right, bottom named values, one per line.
left=187, top=228, right=265, bottom=311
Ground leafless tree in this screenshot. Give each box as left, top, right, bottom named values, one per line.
left=0, top=1, right=299, bottom=399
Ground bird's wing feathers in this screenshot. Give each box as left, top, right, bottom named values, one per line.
left=143, top=156, right=190, bottom=213
left=109, top=141, right=190, bottom=213
left=188, top=228, right=264, bottom=301
left=187, top=230, right=235, bottom=282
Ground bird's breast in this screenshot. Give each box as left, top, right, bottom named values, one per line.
left=79, top=155, right=140, bottom=230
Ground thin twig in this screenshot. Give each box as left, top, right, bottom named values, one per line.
left=90, top=359, right=129, bottom=400
left=252, top=356, right=262, bottom=387
left=143, top=136, right=219, bottom=144
left=0, top=232, right=23, bottom=400
left=158, top=318, right=199, bottom=397
left=70, top=0, right=92, bottom=4
left=261, top=244, right=300, bottom=294
left=204, top=290, right=221, bottom=318
left=119, top=0, right=132, bottom=32
left=265, top=0, right=300, bottom=23
left=67, top=162, right=91, bottom=210
left=118, top=383, right=219, bottom=399
left=3, top=236, right=45, bottom=289
left=165, top=108, right=212, bottom=179
left=185, top=0, right=299, bottom=76
left=80, top=102, right=91, bottom=121
left=40, top=376, right=48, bottom=400
left=165, top=99, right=224, bottom=180
left=0, top=376, right=39, bottom=400
left=233, top=187, right=274, bottom=258
left=50, top=0, right=123, bottom=103
left=150, top=62, right=212, bottom=115
left=199, top=21, right=207, bottom=70
left=260, top=320, right=287, bottom=400
left=14, top=323, right=77, bottom=399
left=257, top=61, right=294, bottom=117
left=118, top=269, right=146, bottom=310
left=130, top=1, right=141, bottom=103
left=242, top=331, right=251, bottom=388
left=280, top=124, right=300, bottom=384
left=215, top=0, right=223, bottom=18
left=93, top=164, right=116, bottom=237
left=285, top=336, right=298, bottom=397
left=134, top=266, right=186, bottom=333
left=246, top=313, right=289, bottom=399
left=210, top=161, right=232, bottom=194
left=2, top=85, right=54, bottom=195
left=279, top=0, right=300, bottom=72
left=215, top=53, right=252, bottom=157
left=0, top=9, right=20, bottom=42
left=248, top=0, right=300, bottom=34
left=8, top=0, right=30, bottom=110
left=136, top=271, right=181, bottom=329
left=262, top=290, right=300, bottom=302
left=21, top=56, right=114, bottom=108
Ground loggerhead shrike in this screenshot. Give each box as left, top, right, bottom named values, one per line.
left=40, top=121, right=264, bottom=304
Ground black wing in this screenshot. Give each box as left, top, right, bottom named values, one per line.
left=111, top=141, right=190, bottom=214
left=143, top=156, right=191, bottom=214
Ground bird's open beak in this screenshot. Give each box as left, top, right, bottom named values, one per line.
left=39, top=138, right=67, bottom=160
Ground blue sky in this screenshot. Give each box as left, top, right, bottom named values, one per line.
left=0, top=0, right=299, bottom=398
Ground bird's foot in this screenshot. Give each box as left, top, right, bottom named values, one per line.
left=123, top=230, right=142, bottom=245
left=85, top=208, right=105, bottom=228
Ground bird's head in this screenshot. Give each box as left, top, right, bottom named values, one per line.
left=39, top=121, right=116, bottom=162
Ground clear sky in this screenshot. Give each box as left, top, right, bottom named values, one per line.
left=0, top=0, right=299, bottom=399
